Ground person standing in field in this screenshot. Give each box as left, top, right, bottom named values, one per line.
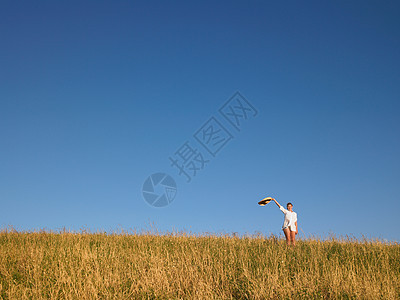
left=272, top=198, right=298, bottom=246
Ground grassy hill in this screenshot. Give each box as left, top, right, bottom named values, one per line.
left=1, top=229, right=399, bottom=299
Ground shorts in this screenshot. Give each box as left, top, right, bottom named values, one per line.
left=283, top=225, right=296, bottom=232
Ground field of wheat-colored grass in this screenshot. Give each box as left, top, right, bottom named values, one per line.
left=0, top=228, right=399, bottom=299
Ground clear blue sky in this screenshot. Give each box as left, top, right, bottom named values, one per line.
left=1, top=1, right=399, bottom=241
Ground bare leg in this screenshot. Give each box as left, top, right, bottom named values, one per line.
left=283, top=228, right=291, bottom=245
left=290, top=230, right=296, bottom=246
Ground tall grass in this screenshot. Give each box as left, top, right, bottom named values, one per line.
left=0, top=228, right=399, bottom=299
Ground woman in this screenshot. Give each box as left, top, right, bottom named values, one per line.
left=272, top=198, right=298, bottom=246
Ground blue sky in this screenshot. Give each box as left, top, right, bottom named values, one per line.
left=1, top=1, right=399, bottom=241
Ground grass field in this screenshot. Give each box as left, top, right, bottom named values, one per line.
left=0, top=228, right=399, bottom=299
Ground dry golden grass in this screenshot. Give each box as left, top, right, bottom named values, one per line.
left=0, top=228, right=399, bottom=299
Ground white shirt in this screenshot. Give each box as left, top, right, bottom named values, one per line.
left=279, top=205, right=297, bottom=231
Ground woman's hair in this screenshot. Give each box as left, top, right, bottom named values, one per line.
left=286, top=202, right=293, bottom=207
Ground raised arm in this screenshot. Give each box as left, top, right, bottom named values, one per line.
left=272, top=198, right=281, bottom=208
